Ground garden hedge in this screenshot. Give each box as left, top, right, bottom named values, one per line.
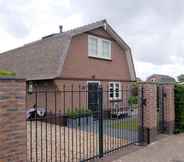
left=175, top=84, right=184, bottom=133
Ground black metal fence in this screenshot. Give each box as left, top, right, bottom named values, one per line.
left=26, top=81, right=143, bottom=162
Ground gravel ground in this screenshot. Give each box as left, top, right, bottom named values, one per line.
left=27, top=121, right=128, bottom=162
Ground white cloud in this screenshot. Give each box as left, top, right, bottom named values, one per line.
left=0, top=0, right=83, bottom=52
left=0, top=0, right=184, bottom=80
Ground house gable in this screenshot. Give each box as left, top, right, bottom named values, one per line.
left=61, top=27, right=131, bottom=80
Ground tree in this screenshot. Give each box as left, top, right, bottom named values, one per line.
left=177, top=74, right=184, bottom=82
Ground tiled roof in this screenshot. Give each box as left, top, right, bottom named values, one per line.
left=0, top=20, right=136, bottom=80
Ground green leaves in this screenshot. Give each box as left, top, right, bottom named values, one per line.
left=175, top=84, right=184, bottom=133
left=128, top=96, right=138, bottom=106
left=66, top=107, right=93, bottom=119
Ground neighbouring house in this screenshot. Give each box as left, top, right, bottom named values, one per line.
left=0, top=20, right=136, bottom=113
left=146, top=74, right=176, bottom=83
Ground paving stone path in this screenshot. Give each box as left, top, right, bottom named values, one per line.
left=113, top=134, right=184, bottom=162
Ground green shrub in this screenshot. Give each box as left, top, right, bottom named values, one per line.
left=0, top=69, right=16, bottom=77
left=130, top=83, right=138, bottom=96
left=175, top=84, right=184, bottom=133
left=128, top=96, right=138, bottom=106
left=66, top=109, right=79, bottom=119
left=66, top=107, right=93, bottom=119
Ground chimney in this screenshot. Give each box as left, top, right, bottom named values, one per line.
left=59, top=25, right=63, bottom=33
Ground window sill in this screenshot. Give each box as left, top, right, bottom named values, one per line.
left=88, top=56, right=112, bottom=61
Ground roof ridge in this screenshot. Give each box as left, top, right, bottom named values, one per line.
left=64, top=19, right=106, bottom=34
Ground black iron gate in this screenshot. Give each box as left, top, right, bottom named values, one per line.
left=26, top=81, right=143, bottom=162
left=157, top=85, right=165, bottom=133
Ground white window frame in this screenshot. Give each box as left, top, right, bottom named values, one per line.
left=88, top=35, right=111, bottom=60
left=87, top=80, right=101, bottom=86
left=88, top=35, right=98, bottom=57
left=109, top=82, right=122, bottom=100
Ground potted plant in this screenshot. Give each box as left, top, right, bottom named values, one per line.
left=78, top=108, right=93, bottom=126
left=65, top=109, right=80, bottom=128
left=65, top=107, right=93, bottom=127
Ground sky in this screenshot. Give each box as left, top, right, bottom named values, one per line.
left=0, top=0, right=183, bottom=80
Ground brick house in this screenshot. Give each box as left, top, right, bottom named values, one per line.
left=0, top=20, right=136, bottom=113
left=147, top=74, right=176, bottom=83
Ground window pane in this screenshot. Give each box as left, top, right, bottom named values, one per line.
left=110, top=87, right=114, bottom=98
left=110, top=83, right=114, bottom=88
left=115, top=91, right=119, bottom=98
left=115, top=83, right=119, bottom=89
left=102, top=40, right=110, bottom=58
left=89, top=37, right=98, bottom=56
left=110, top=91, right=114, bottom=98
left=109, top=83, right=114, bottom=98
left=115, top=83, right=119, bottom=98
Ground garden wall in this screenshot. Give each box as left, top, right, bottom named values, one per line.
left=0, top=79, right=175, bottom=161
left=0, top=78, right=26, bottom=162
left=141, top=82, right=175, bottom=143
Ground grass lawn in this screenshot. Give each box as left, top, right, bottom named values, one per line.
left=110, top=118, right=139, bottom=130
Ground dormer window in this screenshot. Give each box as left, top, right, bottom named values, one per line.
left=88, top=35, right=111, bottom=60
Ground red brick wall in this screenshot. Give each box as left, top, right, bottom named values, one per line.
left=141, top=83, right=158, bottom=143
left=54, top=79, right=131, bottom=113
left=140, top=82, right=175, bottom=144
left=142, top=83, right=157, bottom=129
left=0, top=78, right=26, bottom=162
left=163, top=84, right=175, bottom=134
left=61, top=27, right=131, bottom=80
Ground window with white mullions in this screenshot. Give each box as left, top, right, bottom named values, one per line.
left=88, top=35, right=111, bottom=59
left=109, top=82, right=122, bottom=100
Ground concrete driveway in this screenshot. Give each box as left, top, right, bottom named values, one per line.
left=112, top=134, right=184, bottom=162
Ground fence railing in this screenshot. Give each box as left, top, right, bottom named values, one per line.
left=26, top=81, right=143, bottom=162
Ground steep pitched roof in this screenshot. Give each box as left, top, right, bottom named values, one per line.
left=0, top=20, right=136, bottom=80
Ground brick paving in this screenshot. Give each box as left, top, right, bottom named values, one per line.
left=111, top=134, right=184, bottom=162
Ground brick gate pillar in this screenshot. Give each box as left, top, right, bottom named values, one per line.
left=141, top=83, right=157, bottom=143
left=163, top=84, right=175, bottom=134
left=0, top=78, right=26, bottom=162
